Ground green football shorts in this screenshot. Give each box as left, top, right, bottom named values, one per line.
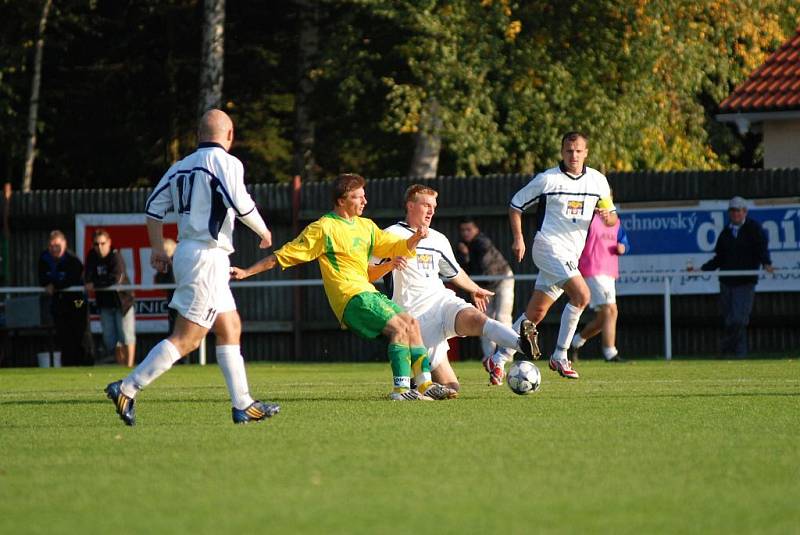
left=342, top=291, right=404, bottom=339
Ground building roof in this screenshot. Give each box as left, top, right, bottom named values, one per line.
left=719, top=27, right=800, bottom=113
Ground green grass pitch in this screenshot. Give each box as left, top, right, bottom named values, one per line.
left=1, top=359, right=798, bottom=534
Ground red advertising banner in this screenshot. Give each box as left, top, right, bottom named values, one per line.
left=76, top=214, right=178, bottom=333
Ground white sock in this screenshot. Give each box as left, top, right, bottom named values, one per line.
left=602, top=346, right=619, bottom=360
left=511, top=313, right=526, bottom=334
left=571, top=334, right=586, bottom=349
left=491, top=312, right=528, bottom=365
left=121, top=339, right=182, bottom=398
left=216, top=345, right=255, bottom=410
left=553, top=304, right=583, bottom=361
left=482, top=318, right=520, bottom=352
left=415, top=372, right=433, bottom=390
left=491, top=347, right=514, bottom=366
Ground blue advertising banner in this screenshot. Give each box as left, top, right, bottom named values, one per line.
left=617, top=200, right=800, bottom=295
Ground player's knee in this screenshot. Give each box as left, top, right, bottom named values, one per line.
left=388, top=315, right=413, bottom=343
left=456, top=308, right=485, bottom=336
left=469, top=308, right=487, bottom=327
left=214, top=311, right=241, bottom=343
left=402, top=314, right=422, bottom=337
left=572, top=292, right=590, bottom=309
left=215, top=325, right=241, bottom=345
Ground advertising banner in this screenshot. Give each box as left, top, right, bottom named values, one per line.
left=76, top=214, right=178, bottom=332
left=617, top=200, right=800, bottom=295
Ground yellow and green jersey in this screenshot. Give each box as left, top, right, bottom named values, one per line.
left=274, top=212, right=413, bottom=322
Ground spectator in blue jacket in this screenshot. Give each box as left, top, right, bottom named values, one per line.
left=694, top=196, right=773, bottom=357
left=38, top=230, right=94, bottom=366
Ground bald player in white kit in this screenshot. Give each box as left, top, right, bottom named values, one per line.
left=485, top=131, right=617, bottom=381
left=104, top=109, right=280, bottom=425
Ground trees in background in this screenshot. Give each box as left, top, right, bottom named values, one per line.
left=21, top=0, right=53, bottom=193
left=292, top=0, right=320, bottom=181
left=0, top=0, right=796, bottom=189
left=198, top=0, right=225, bottom=119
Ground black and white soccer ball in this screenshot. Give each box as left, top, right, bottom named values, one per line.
left=506, top=360, right=541, bottom=395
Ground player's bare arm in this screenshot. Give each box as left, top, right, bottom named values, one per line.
left=597, top=209, right=619, bottom=226
left=406, top=226, right=429, bottom=251
left=451, top=271, right=494, bottom=313
left=258, top=229, right=272, bottom=249
left=368, top=256, right=407, bottom=283
left=146, top=218, right=171, bottom=274
left=230, top=254, right=278, bottom=280
left=509, top=208, right=525, bottom=263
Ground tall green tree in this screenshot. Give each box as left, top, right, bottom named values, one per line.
left=198, top=0, right=225, bottom=119
left=292, top=0, right=320, bottom=181
left=498, top=0, right=797, bottom=173
left=0, top=1, right=39, bottom=184
left=21, top=0, right=53, bottom=192
left=0, top=0, right=795, bottom=190
left=374, top=0, right=517, bottom=176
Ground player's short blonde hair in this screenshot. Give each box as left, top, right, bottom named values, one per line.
left=404, top=184, right=438, bottom=205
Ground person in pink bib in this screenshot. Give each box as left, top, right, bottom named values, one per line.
left=569, top=204, right=630, bottom=362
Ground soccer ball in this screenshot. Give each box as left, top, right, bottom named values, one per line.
left=506, top=360, right=541, bottom=395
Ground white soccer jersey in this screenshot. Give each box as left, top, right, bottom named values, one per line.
left=145, top=143, right=261, bottom=254
left=510, top=163, right=615, bottom=256
left=377, top=222, right=461, bottom=317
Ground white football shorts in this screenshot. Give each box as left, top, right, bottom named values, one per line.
left=169, top=240, right=236, bottom=329
left=415, top=290, right=472, bottom=370
left=586, top=274, right=616, bottom=309
left=531, top=238, right=582, bottom=300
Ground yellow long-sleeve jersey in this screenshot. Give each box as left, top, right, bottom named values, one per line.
left=274, top=212, right=413, bottom=322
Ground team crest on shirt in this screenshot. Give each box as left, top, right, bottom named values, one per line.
left=416, top=253, right=434, bottom=271
left=566, top=200, right=584, bottom=216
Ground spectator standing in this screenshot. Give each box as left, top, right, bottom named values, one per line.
left=693, top=196, right=773, bottom=357
left=455, top=217, right=515, bottom=361
left=569, top=206, right=630, bottom=362
left=38, top=230, right=94, bottom=366
left=85, top=229, right=136, bottom=367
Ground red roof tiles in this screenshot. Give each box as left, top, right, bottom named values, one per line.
left=719, top=27, right=800, bottom=113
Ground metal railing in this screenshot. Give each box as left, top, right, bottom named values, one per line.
left=3, top=268, right=798, bottom=363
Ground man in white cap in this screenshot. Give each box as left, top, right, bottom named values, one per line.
left=692, top=196, right=773, bottom=357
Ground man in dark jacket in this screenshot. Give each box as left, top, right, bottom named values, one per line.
left=85, top=229, right=136, bottom=367
left=38, top=230, right=94, bottom=366
left=698, top=196, right=773, bottom=357
left=456, top=217, right=515, bottom=364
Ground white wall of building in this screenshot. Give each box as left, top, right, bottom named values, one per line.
left=763, top=119, right=800, bottom=168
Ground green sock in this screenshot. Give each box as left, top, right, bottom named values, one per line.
left=388, top=343, right=411, bottom=392
left=410, top=345, right=432, bottom=390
